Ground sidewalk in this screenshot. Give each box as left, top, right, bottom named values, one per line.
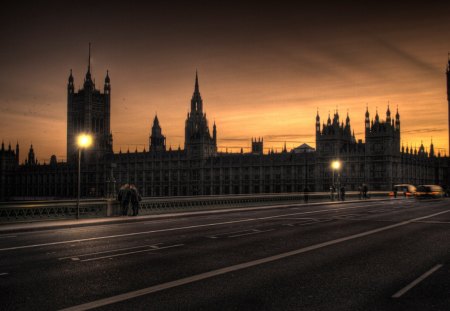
left=0, top=197, right=392, bottom=234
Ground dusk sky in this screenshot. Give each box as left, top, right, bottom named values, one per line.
left=1, top=1, right=449, bottom=163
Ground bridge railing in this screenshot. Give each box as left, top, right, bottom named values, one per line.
left=0, top=199, right=115, bottom=222
left=137, top=191, right=389, bottom=215
left=0, top=191, right=390, bottom=222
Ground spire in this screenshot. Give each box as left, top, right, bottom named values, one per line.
left=365, top=104, right=369, bottom=118
left=316, top=108, right=320, bottom=121
left=105, top=70, right=110, bottom=84
left=88, top=42, right=91, bottom=73
left=195, top=70, right=199, bottom=94
left=85, top=43, right=92, bottom=83
left=190, top=70, right=203, bottom=113
left=153, top=114, right=160, bottom=128
left=68, top=69, right=73, bottom=83
left=1, top=140, right=4, bottom=151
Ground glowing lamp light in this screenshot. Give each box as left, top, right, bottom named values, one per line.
left=77, top=134, right=93, bottom=148
left=331, top=160, right=341, bottom=170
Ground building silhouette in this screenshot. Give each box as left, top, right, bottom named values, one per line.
left=0, top=51, right=449, bottom=200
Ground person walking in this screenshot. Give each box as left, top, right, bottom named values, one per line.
left=362, top=184, right=368, bottom=199
left=130, top=184, right=142, bottom=216
left=118, top=184, right=131, bottom=216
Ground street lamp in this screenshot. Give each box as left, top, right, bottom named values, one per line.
left=76, top=133, right=93, bottom=219
left=331, top=160, right=341, bottom=200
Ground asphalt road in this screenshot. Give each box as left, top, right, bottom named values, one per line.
left=1, top=198, right=449, bottom=311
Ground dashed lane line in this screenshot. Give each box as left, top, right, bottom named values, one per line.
left=80, top=244, right=184, bottom=262
left=0, top=202, right=388, bottom=252
left=60, top=209, right=450, bottom=311
left=58, top=243, right=164, bottom=260
left=392, top=264, right=443, bottom=298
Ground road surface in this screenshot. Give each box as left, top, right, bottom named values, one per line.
left=1, top=198, right=449, bottom=310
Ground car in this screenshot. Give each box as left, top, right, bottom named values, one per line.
left=389, top=184, right=416, bottom=197
left=414, top=185, right=445, bottom=199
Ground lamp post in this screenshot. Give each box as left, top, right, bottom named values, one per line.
left=77, top=133, right=93, bottom=219
left=331, top=160, right=341, bottom=200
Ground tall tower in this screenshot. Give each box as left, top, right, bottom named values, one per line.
left=447, top=54, right=450, bottom=153
left=66, top=44, right=113, bottom=162
left=149, top=115, right=166, bottom=153
left=184, top=72, right=217, bottom=158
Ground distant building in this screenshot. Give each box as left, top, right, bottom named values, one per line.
left=0, top=51, right=449, bottom=200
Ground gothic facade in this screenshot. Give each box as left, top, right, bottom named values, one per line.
left=0, top=54, right=449, bottom=201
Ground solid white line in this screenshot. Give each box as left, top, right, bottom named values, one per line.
left=80, top=244, right=184, bottom=262
left=60, top=209, right=450, bottom=311
left=413, top=220, right=450, bottom=224
left=392, top=264, right=443, bottom=298
left=58, top=244, right=163, bottom=260
left=0, top=272, right=8, bottom=276
left=0, top=203, right=383, bottom=252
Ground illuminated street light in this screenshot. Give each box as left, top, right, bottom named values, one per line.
left=77, top=134, right=93, bottom=148
left=331, top=160, right=341, bottom=200
left=331, top=160, right=341, bottom=170
left=76, top=133, right=93, bottom=219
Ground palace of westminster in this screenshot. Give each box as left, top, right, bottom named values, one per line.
left=1, top=52, right=449, bottom=200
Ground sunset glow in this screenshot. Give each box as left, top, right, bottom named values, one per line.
left=0, top=2, right=449, bottom=163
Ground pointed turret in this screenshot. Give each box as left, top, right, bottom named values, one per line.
left=68, top=69, right=74, bottom=94
left=395, top=106, right=400, bottom=131
left=316, top=109, right=320, bottom=134
left=430, top=139, right=435, bottom=157
left=27, top=144, right=36, bottom=166
left=150, top=114, right=166, bottom=153
left=386, top=104, right=391, bottom=123
left=365, top=105, right=370, bottom=132
left=15, top=141, right=19, bottom=163
left=374, top=108, right=380, bottom=123
left=191, top=70, right=203, bottom=113
left=213, top=121, right=217, bottom=143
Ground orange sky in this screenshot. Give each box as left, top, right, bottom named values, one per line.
left=0, top=2, right=449, bottom=163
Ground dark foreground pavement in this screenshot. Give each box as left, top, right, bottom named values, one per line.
left=1, top=198, right=449, bottom=310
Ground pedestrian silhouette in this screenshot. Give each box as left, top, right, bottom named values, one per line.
left=118, top=184, right=131, bottom=216
left=130, top=184, right=142, bottom=216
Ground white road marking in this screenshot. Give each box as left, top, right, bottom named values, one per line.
left=60, top=209, right=450, bottom=311
left=413, top=220, right=450, bottom=224
left=0, top=272, right=8, bottom=276
left=80, top=244, right=184, bottom=262
left=228, top=229, right=274, bottom=238
left=0, top=235, right=17, bottom=239
left=58, top=244, right=163, bottom=260
left=0, top=203, right=385, bottom=252
left=392, top=264, right=443, bottom=298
